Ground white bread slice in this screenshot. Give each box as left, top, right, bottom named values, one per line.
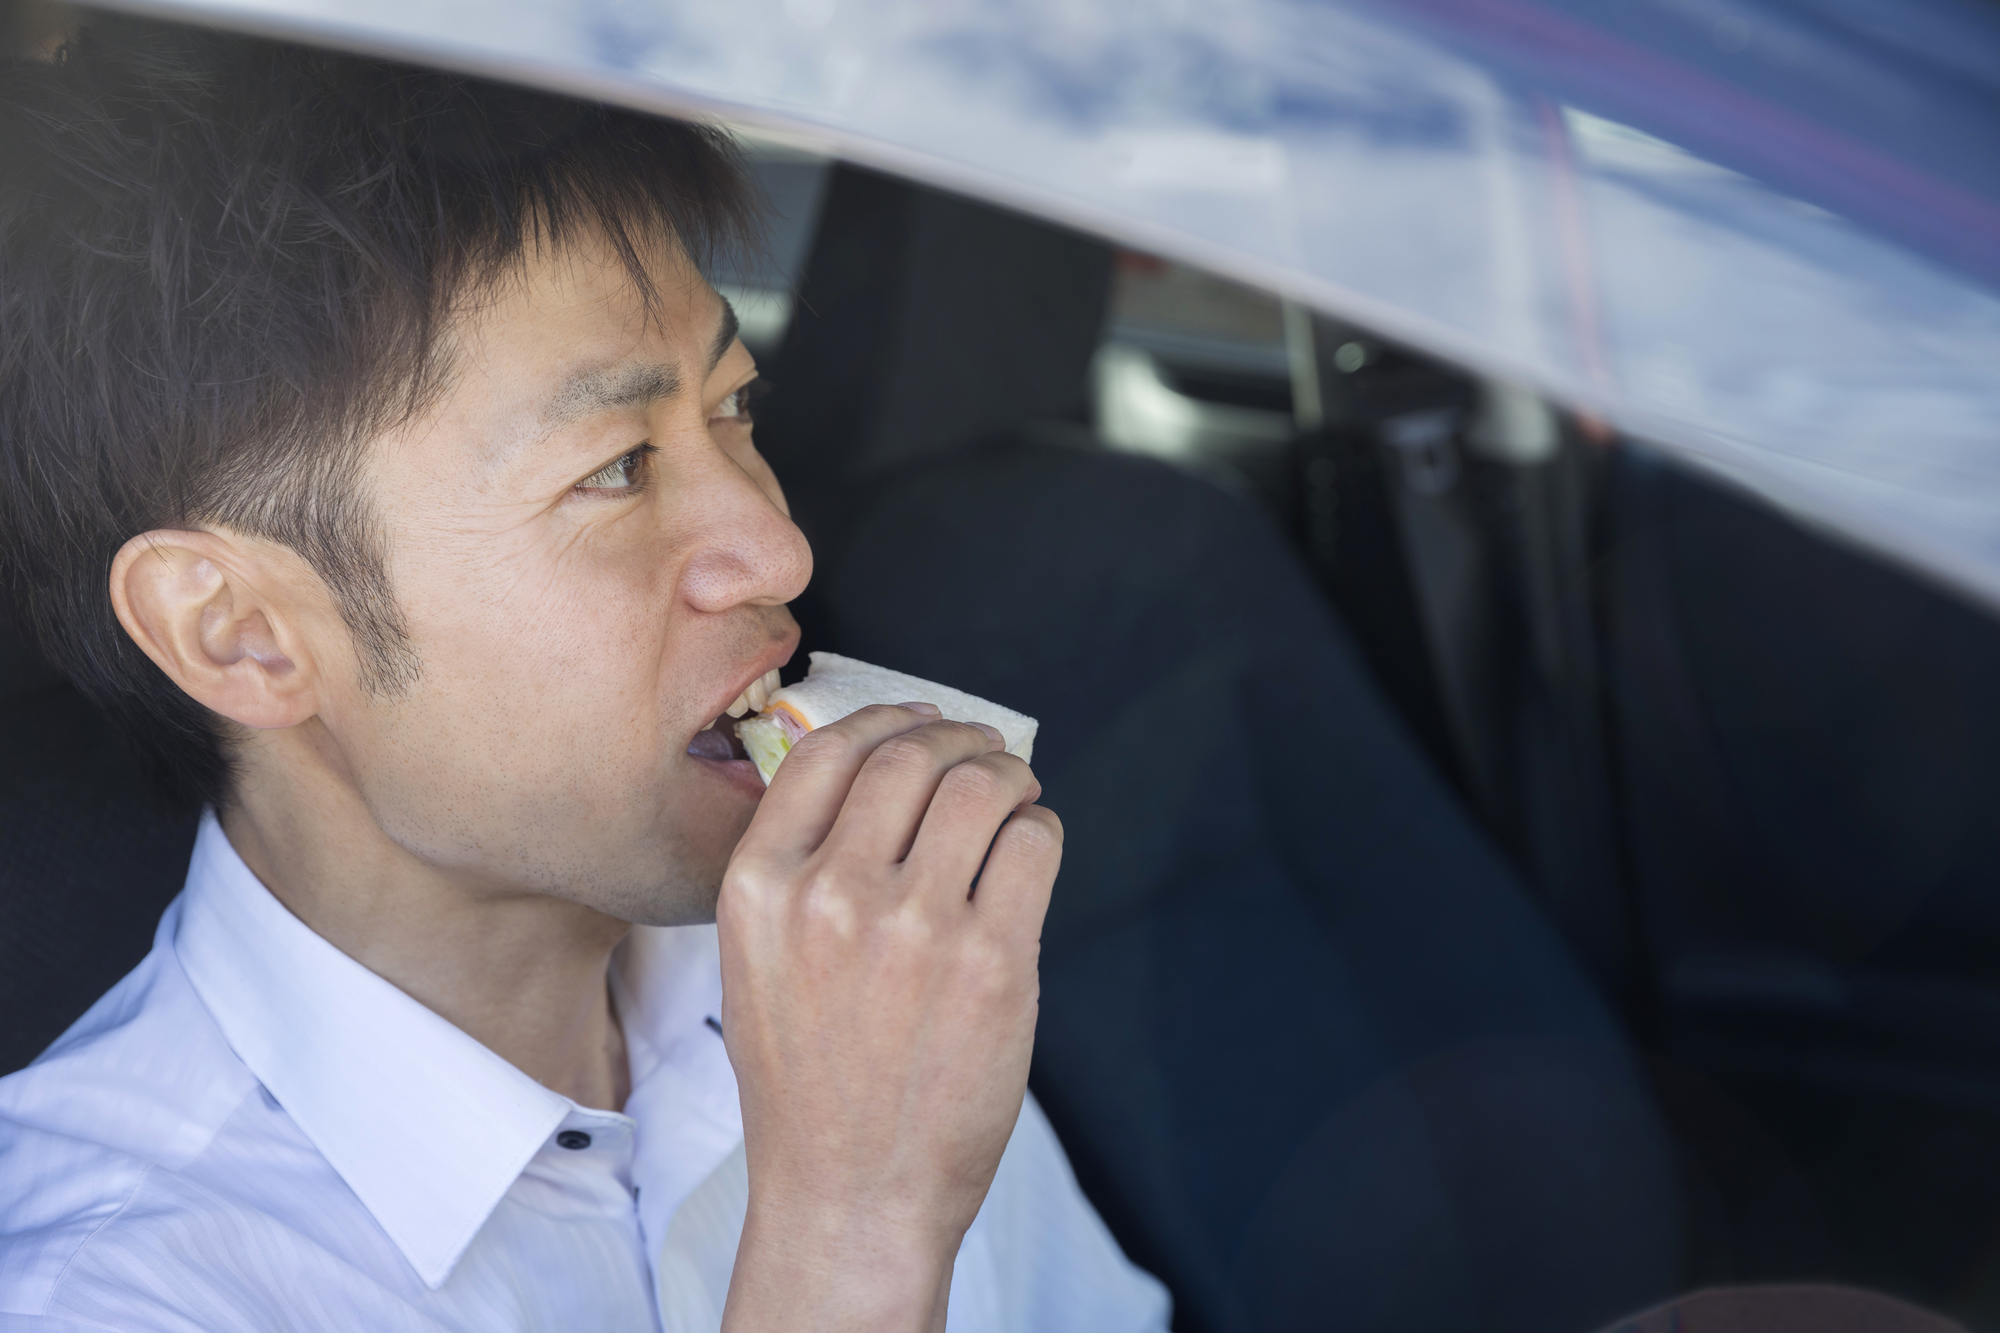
left=733, top=652, right=1038, bottom=785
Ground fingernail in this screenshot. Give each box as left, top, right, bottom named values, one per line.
left=972, top=722, right=1004, bottom=745
left=898, top=701, right=943, bottom=717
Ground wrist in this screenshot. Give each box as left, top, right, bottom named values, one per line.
left=723, top=1195, right=957, bottom=1333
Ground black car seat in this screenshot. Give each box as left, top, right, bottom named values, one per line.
left=756, top=165, right=1681, bottom=1333
left=1604, top=451, right=2000, bottom=1299
left=0, top=604, right=197, bottom=1074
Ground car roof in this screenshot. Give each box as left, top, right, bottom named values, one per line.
left=81, top=0, right=2000, bottom=611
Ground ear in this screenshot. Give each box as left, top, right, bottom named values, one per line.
left=108, top=529, right=322, bottom=730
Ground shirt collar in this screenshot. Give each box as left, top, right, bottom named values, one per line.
left=173, top=811, right=575, bottom=1290
left=611, top=921, right=743, bottom=1257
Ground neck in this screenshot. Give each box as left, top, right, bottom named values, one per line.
left=219, top=724, right=633, bottom=1112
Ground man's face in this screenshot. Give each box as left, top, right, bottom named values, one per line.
left=313, top=231, right=810, bottom=925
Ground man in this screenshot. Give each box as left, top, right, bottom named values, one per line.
left=0, top=18, right=1169, bottom=1332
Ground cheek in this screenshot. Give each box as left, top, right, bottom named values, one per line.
left=404, top=531, right=679, bottom=735
left=359, top=576, right=682, bottom=851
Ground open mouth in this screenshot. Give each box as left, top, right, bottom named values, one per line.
left=686, top=712, right=751, bottom=763
left=686, top=667, right=783, bottom=765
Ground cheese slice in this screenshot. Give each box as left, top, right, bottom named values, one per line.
left=733, top=652, right=1038, bottom=785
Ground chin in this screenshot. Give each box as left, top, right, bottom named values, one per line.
left=611, top=799, right=751, bottom=927
left=584, top=844, right=729, bottom=928
left=505, top=757, right=759, bottom=927
left=623, top=881, right=725, bottom=929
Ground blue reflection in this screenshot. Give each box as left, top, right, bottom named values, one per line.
left=96, top=0, right=2000, bottom=606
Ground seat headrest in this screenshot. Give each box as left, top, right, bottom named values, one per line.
left=754, top=163, right=1114, bottom=523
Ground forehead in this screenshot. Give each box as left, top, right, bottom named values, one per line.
left=399, top=230, right=730, bottom=474
left=467, top=228, right=719, bottom=364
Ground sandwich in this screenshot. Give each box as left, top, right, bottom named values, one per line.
left=733, top=652, right=1038, bottom=786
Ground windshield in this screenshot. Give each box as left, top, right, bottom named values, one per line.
left=102, top=0, right=2000, bottom=613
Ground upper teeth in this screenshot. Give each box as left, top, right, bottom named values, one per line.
left=726, top=668, right=783, bottom=719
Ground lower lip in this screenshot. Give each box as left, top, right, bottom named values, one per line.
left=688, top=753, right=767, bottom=799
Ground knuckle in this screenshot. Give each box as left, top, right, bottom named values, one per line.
left=958, top=934, right=1018, bottom=999
left=985, top=749, right=1031, bottom=777
left=940, top=757, right=1007, bottom=805
left=883, top=903, right=938, bottom=955
left=1007, top=806, right=1064, bottom=852
left=720, top=860, right=780, bottom=909
left=798, top=868, right=862, bottom=941
left=870, top=733, right=939, bottom=777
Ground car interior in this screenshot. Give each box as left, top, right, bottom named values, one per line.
left=9, top=129, right=2000, bottom=1333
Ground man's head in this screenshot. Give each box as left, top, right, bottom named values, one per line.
left=0, top=20, right=810, bottom=922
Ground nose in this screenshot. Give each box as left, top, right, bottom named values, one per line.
left=674, top=449, right=814, bottom=614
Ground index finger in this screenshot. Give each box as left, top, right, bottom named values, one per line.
left=733, top=703, right=940, bottom=863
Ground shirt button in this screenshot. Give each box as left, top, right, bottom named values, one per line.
left=556, top=1130, right=592, bottom=1150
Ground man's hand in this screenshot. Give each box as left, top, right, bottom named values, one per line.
left=716, top=703, right=1060, bottom=1333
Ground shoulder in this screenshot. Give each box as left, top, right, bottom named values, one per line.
left=957, top=1092, right=1172, bottom=1332
left=0, top=935, right=259, bottom=1320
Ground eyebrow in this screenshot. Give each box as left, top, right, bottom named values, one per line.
left=544, top=361, right=682, bottom=432
left=541, top=298, right=743, bottom=433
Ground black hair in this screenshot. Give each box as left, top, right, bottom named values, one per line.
left=0, top=16, right=759, bottom=808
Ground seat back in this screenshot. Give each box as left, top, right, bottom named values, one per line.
left=758, top=163, right=1680, bottom=1333
left=0, top=609, right=196, bottom=1074
left=1604, top=450, right=2000, bottom=1298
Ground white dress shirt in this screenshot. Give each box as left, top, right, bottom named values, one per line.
left=0, top=813, right=1169, bottom=1332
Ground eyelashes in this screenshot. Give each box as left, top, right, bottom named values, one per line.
left=713, top=376, right=773, bottom=424
left=573, top=379, right=769, bottom=496
left=576, top=444, right=656, bottom=493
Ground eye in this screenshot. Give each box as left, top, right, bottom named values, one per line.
left=711, top=377, right=770, bottom=425
left=576, top=444, right=653, bottom=493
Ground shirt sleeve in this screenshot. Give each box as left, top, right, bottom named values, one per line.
left=949, top=1091, right=1172, bottom=1333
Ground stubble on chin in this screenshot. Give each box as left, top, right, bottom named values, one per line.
left=582, top=821, right=738, bottom=928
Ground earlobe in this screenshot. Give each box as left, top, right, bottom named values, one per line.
left=109, top=529, right=320, bottom=730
